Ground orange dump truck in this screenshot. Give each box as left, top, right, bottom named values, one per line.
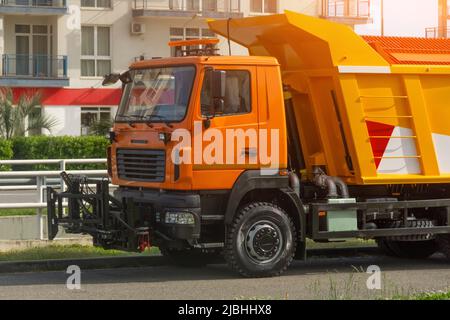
left=48, top=12, right=450, bottom=277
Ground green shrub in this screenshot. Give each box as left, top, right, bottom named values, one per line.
left=0, top=139, right=13, bottom=171
left=89, top=119, right=113, bottom=137
left=12, top=136, right=109, bottom=170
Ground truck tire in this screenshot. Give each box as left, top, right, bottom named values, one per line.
left=376, top=238, right=397, bottom=257
left=437, top=235, right=450, bottom=260
left=382, top=240, right=439, bottom=259
left=160, top=247, right=222, bottom=267
left=224, top=202, right=296, bottom=277
left=376, top=219, right=439, bottom=259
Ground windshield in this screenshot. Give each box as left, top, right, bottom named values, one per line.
left=116, top=65, right=196, bottom=123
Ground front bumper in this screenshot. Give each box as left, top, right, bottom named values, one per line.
left=114, top=188, right=201, bottom=241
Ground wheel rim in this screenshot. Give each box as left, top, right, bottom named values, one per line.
left=244, top=220, right=284, bottom=264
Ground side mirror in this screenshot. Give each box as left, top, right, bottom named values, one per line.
left=102, top=73, right=121, bottom=86
left=102, top=71, right=132, bottom=86
left=119, top=71, right=132, bottom=84
left=212, top=70, right=226, bottom=114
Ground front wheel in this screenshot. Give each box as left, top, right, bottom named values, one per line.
left=224, top=202, right=297, bottom=277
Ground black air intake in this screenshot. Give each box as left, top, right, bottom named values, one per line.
left=117, top=149, right=165, bottom=182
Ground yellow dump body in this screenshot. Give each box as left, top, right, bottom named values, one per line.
left=209, top=11, right=450, bottom=185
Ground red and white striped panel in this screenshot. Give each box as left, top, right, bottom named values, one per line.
left=366, top=121, right=421, bottom=174
left=432, top=133, right=450, bottom=174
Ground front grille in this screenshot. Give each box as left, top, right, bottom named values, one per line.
left=117, top=149, right=165, bottom=182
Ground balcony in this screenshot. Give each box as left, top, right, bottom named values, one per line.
left=321, top=0, right=372, bottom=25
left=425, top=27, right=450, bottom=39
left=0, top=54, right=69, bottom=87
left=132, top=0, right=243, bottom=19
left=0, top=0, right=68, bottom=15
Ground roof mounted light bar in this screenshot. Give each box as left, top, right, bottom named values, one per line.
left=168, top=38, right=220, bottom=57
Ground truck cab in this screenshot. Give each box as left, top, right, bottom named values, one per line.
left=104, top=45, right=299, bottom=274
left=110, top=54, right=287, bottom=192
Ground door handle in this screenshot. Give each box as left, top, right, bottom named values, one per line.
left=242, top=148, right=257, bottom=157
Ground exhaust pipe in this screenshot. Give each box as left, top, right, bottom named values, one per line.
left=331, top=176, right=349, bottom=199
left=313, top=167, right=338, bottom=199
left=312, top=167, right=349, bottom=199
left=288, top=172, right=300, bottom=197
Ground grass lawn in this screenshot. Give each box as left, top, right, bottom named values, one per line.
left=0, top=245, right=160, bottom=262
left=413, top=291, right=450, bottom=300
left=0, top=209, right=41, bottom=217
left=396, top=290, right=450, bottom=300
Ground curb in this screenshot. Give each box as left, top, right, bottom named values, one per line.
left=308, top=246, right=379, bottom=258
left=0, top=237, right=93, bottom=252
left=0, top=246, right=380, bottom=274
left=0, top=255, right=168, bottom=274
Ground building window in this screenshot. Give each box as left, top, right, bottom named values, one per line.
left=81, top=0, right=111, bottom=9
left=169, top=27, right=216, bottom=56
left=81, top=107, right=111, bottom=135
left=250, top=0, right=277, bottom=14
left=81, top=26, right=111, bottom=77
left=14, top=24, right=54, bottom=77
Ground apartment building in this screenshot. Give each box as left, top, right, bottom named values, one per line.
left=0, top=0, right=443, bottom=136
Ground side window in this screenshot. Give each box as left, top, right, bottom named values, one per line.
left=201, top=69, right=251, bottom=116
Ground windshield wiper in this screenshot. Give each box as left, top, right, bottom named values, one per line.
left=142, top=114, right=174, bottom=128
left=117, top=114, right=144, bottom=127
left=118, top=114, right=143, bottom=120
left=143, top=114, right=164, bottom=120
left=117, top=114, right=174, bottom=128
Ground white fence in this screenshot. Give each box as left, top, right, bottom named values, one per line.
left=0, top=159, right=108, bottom=240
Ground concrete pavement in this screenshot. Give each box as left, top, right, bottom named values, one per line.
left=0, top=254, right=448, bottom=300
left=0, top=190, right=36, bottom=204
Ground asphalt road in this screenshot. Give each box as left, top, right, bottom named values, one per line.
left=0, top=190, right=36, bottom=204
left=0, top=253, right=448, bottom=300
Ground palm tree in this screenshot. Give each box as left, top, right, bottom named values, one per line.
left=0, top=88, right=58, bottom=139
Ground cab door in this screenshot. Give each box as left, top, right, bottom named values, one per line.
left=192, top=65, right=259, bottom=190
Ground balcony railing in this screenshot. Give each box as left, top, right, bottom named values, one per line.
left=425, top=27, right=450, bottom=39
left=322, top=0, right=370, bottom=18
left=2, top=54, right=68, bottom=79
left=0, top=0, right=67, bottom=7
left=133, top=0, right=242, bottom=17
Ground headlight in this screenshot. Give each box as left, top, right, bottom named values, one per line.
left=165, top=211, right=195, bottom=225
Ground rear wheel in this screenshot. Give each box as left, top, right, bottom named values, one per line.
left=224, top=202, right=297, bottom=277
left=437, top=235, right=450, bottom=260
left=385, top=240, right=439, bottom=259
left=376, top=219, right=439, bottom=259
left=376, top=238, right=397, bottom=257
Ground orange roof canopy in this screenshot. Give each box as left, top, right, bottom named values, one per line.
left=363, top=36, right=450, bottom=65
